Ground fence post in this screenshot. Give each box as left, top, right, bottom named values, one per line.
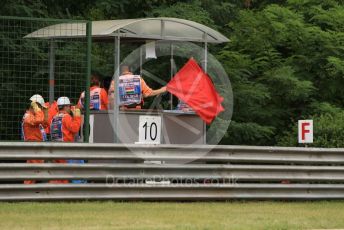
left=48, top=40, right=55, bottom=104
left=84, top=21, right=92, bottom=143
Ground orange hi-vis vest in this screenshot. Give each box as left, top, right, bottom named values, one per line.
left=78, top=86, right=108, bottom=110
left=44, top=101, right=58, bottom=134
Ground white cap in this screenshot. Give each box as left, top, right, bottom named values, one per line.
left=57, top=96, right=71, bottom=106
left=30, top=94, right=47, bottom=108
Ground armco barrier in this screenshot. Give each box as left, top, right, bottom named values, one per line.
left=0, top=142, right=343, bottom=201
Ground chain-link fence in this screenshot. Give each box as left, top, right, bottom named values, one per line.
left=0, top=16, right=91, bottom=141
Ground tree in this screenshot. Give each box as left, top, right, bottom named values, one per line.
left=1, top=0, right=344, bottom=146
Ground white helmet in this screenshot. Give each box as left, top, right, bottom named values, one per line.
left=30, top=94, right=47, bottom=108
left=57, top=96, right=71, bottom=106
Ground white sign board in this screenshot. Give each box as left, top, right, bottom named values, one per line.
left=145, top=41, right=157, bottom=59
left=138, top=115, right=161, bottom=144
left=298, top=120, right=313, bottom=144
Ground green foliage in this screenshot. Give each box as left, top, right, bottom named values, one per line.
left=1, top=0, right=344, bottom=146
left=278, top=110, right=344, bottom=148
left=221, top=121, right=275, bottom=146
left=218, top=1, right=344, bottom=146
left=149, top=0, right=216, bottom=28
left=0, top=0, right=48, bottom=17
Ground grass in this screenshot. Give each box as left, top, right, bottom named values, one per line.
left=0, top=201, right=343, bottom=229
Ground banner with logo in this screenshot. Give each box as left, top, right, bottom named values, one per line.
left=118, top=75, right=142, bottom=105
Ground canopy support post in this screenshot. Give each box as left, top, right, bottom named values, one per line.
left=84, top=21, right=92, bottom=143
left=48, top=40, right=55, bottom=104
left=140, top=45, right=143, bottom=75
left=170, top=42, right=174, bottom=110
left=202, top=34, right=208, bottom=145
left=113, top=31, right=120, bottom=143
left=204, top=42, right=208, bottom=73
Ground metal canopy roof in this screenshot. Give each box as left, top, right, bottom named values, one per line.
left=25, top=18, right=229, bottom=43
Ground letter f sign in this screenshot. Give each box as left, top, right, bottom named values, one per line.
left=298, top=120, right=313, bottom=144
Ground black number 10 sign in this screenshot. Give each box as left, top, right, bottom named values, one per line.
left=139, top=116, right=161, bottom=144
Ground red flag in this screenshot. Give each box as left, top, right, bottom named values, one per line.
left=167, top=58, right=224, bottom=124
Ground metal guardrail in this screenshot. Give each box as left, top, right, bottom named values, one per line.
left=1, top=142, right=344, bottom=164
left=1, top=184, right=344, bottom=201
left=1, top=164, right=344, bottom=182
left=0, top=142, right=343, bottom=201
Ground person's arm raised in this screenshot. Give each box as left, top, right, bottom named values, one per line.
left=148, top=86, right=167, bottom=97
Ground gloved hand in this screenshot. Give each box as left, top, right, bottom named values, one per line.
left=31, top=101, right=41, bottom=113
left=72, top=108, right=81, bottom=117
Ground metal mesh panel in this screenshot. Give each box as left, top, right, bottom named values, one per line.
left=0, top=17, right=89, bottom=141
